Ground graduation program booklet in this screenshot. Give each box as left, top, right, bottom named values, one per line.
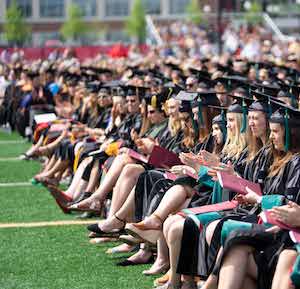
left=182, top=200, right=239, bottom=215
left=217, top=171, right=262, bottom=196
left=260, top=210, right=300, bottom=241
left=164, top=170, right=198, bottom=181
left=128, top=146, right=182, bottom=168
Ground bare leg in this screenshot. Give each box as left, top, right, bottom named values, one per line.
left=109, top=164, right=145, bottom=217
left=114, top=185, right=136, bottom=222
left=25, top=134, right=44, bottom=156
left=98, top=164, right=145, bottom=231
left=40, top=155, right=56, bottom=174
left=241, top=276, right=257, bottom=289
left=217, top=245, right=257, bottom=289
left=38, top=131, right=68, bottom=155
left=71, top=180, right=88, bottom=200
left=123, top=245, right=153, bottom=264
left=164, top=216, right=196, bottom=288
left=74, top=154, right=135, bottom=207
left=84, top=159, right=101, bottom=193
left=205, top=220, right=221, bottom=245
left=135, top=185, right=192, bottom=229
left=143, top=236, right=170, bottom=275
left=41, top=159, right=69, bottom=179
left=164, top=217, right=185, bottom=286
left=92, top=154, right=135, bottom=199
left=272, top=249, right=297, bottom=289
left=64, top=157, right=93, bottom=198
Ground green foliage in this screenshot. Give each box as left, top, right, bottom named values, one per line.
left=4, top=0, right=31, bottom=46
left=60, top=3, right=88, bottom=43
left=125, top=0, right=146, bottom=44
left=245, top=1, right=262, bottom=24
left=186, top=0, right=203, bottom=25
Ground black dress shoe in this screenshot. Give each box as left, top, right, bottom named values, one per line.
left=70, top=192, right=92, bottom=206
left=86, top=223, right=126, bottom=237
left=116, top=255, right=154, bottom=266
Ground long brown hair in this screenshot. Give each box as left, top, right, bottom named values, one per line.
left=268, top=126, right=300, bottom=177
left=198, top=106, right=219, bottom=143
left=139, top=100, right=150, bottom=136
left=181, top=112, right=195, bottom=149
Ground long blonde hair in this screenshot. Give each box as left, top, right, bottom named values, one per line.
left=222, top=112, right=247, bottom=159
left=246, top=113, right=269, bottom=162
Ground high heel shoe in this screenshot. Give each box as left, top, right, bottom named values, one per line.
left=71, top=191, right=92, bottom=205
left=119, top=234, right=143, bottom=246
left=86, top=214, right=126, bottom=237
left=48, top=192, right=71, bottom=214
left=125, top=223, right=162, bottom=244
left=142, top=263, right=169, bottom=276
left=131, top=213, right=163, bottom=231
left=68, top=199, right=102, bottom=213
left=47, top=185, right=73, bottom=203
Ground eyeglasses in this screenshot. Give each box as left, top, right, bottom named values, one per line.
left=127, top=99, right=136, bottom=103
left=148, top=110, right=156, bottom=114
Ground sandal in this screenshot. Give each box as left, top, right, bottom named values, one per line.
left=154, top=270, right=170, bottom=287
left=130, top=213, right=163, bottom=230
left=89, top=237, right=118, bottom=244
left=155, top=282, right=181, bottom=289
left=125, top=214, right=163, bottom=244
left=47, top=185, right=73, bottom=203
left=105, top=243, right=138, bottom=254
left=68, top=199, right=103, bottom=213
left=87, top=214, right=126, bottom=237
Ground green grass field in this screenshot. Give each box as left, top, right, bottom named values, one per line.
left=0, top=131, right=156, bottom=289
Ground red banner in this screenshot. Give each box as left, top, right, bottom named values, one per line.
left=0, top=44, right=149, bottom=61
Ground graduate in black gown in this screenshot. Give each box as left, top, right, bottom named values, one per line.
left=208, top=104, right=300, bottom=289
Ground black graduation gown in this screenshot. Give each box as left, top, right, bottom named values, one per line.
left=211, top=154, right=300, bottom=289
left=177, top=146, right=270, bottom=279
left=134, top=135, right=213, bottom=222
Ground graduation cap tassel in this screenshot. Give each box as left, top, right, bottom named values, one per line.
left=167, top=88, right=173, bottom=99
left=221, top=109, right=227, bottom=143
left=255, top=63, right=259, bottom=80
left=290, top=88, right=297, bottom=108
left=267, top=96, right=272, bottom=118
left=284, top=108, right=290, bottom=152
left=240, top=100, right=247, bottom=133
left=197, top=101, right=204, bottom=127
left=189, top=111, right=199, bottom=140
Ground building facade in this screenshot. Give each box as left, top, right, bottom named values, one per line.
left=0, top=0, right=247, bottom=46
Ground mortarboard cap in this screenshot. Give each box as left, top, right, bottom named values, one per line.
left=269, top=103, right=300, bottom=151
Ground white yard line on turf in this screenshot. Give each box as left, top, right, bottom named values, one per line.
left=0, top=157, right=21, bottom=161
left=0, top=182, right=32, bottom=187
left=0, top=220, right=96, bottom=228
left=0, top=140, right=26, bottom=144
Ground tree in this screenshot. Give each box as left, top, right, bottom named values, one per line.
left=245, top=1, right=262, bottom=24
left=186, top=0, right=203, bottom=25
left=125, top=0, right=146, bottom=44
left=4, top=0, right=31, bottom=47
left=60, top=3, right=88, bottom=44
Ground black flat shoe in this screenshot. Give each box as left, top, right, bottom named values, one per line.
left=116, top=255, right=155, bottom=267
left=87, top=223, right=126, bottom=237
